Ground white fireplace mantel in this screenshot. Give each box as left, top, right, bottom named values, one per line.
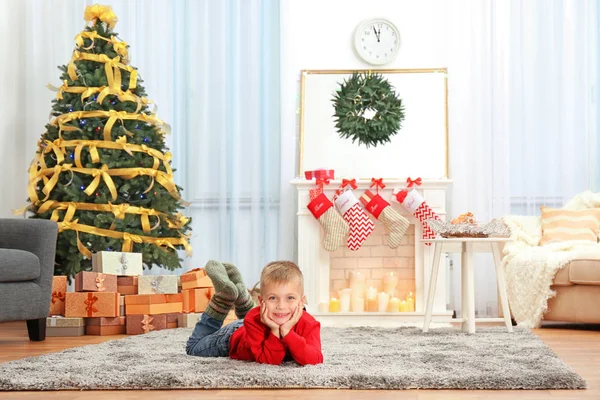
left=291, top=178, right=453, bottom=327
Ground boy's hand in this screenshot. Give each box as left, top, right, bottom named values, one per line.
left=260, top=301, right=281, bottom=338
left=280, top=301, right=303, bottom=338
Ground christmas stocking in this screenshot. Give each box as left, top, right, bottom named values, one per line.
left=360, top=190, right=409, bottom=248
left=394, top=181, right=440, bottom=244
left=334, top=189, right=374, bottom=251
left=307, top=193, right=349, bottom=252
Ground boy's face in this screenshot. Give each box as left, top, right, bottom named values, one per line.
left=259, top=280, right=304, bottom=325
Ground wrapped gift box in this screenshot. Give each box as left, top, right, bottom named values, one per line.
left=138, top=275, right=178, bottom=295
left=86, top=316, right=126, bottom=335
left=74, top=271, right=117, bottom=293
left=177, top=312, right=201, bottom=328
left=182, top=288, right=213, bottom=313
left=180, top=268, right=214, bottom=290
left=46, top=316, right=85, bottom=336
left=126, top=314, right=167, bottom=335
left=119, top=295, right=126, bottom=316
left=49, top=276, right=67, bottom=316
left=166, top=312, right=181, bottom=329
left=117, top=276, right=138, bottom=295
left=92, top=251, right=143, bottom=276
left=125, top=294, right=183, bottom=315
left=65, top=292, right=119, bottom=318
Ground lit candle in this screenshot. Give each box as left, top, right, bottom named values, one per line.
left=339, top=288, right=352, bottom=312
left=407, top=292, right=415, bottom=312
left=329, top=297, right=340, bottom=312
left=365, top=286, right=378, bottom=312
left=388, top=297, right=401, bottom=312
left=351, top=297, right=365, bottom=312
left=377, top=292, right=390, bottom=313
left=399, top=300, right=408, bottom=312
left=383, top=272, right=399, bottom=297
left=349, top=271, right=366, bottom=303
left=318, top=301, right=329, bottom=313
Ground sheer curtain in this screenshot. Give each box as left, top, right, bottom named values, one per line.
left=447, top=0, right=598, bottom=316
left=5, top=0, right=283, bottom=285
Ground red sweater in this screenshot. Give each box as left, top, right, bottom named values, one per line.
left=229, top=306, right=323, bottom=366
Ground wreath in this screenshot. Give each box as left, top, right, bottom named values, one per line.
left=331, top=72, right=405, bottom=148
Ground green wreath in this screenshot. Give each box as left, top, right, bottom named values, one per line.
left=331, top=72, right=405, bottom=148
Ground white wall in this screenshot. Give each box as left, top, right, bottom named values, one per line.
left=278, top=0, right=451, bottom=260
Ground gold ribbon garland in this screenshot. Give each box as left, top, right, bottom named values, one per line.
left=57, top=219, right=192, bottom=257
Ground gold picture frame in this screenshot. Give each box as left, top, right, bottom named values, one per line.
left=299, top=68, right=449, bottom=179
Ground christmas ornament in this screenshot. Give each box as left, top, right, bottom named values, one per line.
left=334, top=179, right=374, bottom=251
left=360, top=178, right=410, bottom=249
left=393, top=177, right=440, bottom=245
left=331, top=72, right=404, bottom=148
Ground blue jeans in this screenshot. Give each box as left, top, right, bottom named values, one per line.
left=185, top=313, right=244, bottom=357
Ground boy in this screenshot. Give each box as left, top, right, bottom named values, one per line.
left=185, top=260, right=323, bottom=366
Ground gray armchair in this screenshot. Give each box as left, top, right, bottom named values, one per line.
left=0, top=218, right=58, bottom=341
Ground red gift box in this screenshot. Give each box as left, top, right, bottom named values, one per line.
left=304, top=169, right=335, bottom=180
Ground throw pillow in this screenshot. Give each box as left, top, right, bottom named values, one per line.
left=539, top=206, right=600, bottom=245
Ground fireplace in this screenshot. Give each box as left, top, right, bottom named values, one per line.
left=292, top=178, right=453, bottom=327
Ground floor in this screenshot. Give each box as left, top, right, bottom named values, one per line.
left=0, top=321, right=599, bottom=399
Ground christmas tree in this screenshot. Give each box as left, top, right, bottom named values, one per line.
left=26, top=5, right=192, bottom=278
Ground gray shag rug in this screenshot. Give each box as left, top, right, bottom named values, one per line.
left=0, top=326, right=585, bottom=390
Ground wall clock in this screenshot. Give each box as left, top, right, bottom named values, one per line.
left=353, top=18, right=400, bottom=65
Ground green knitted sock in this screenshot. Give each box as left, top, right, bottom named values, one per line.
left=234, top=283, right=255, bottom=319
left=205, top=260, right=237, bottom=321
left=223, top=262, right=255, bottom=318
left=223, top=262, right=244, bottom=285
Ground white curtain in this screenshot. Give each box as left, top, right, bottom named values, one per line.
left=447, top=0, right=598, bottom=317
left=3, top=0, right=283, bottom=286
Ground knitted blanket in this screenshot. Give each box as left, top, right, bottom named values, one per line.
left=502, top=191, right=600, bottom=328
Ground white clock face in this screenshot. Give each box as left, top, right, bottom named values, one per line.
left=354, top=19, right=400, bottom=65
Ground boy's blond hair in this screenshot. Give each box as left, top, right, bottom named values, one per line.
left=259, top=260, right=304, bottom=293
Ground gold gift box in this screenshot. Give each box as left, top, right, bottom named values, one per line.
left=65, top=292, right=119, bottom=318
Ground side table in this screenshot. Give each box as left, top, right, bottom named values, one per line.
left=422, top=237, right=513, bottom=334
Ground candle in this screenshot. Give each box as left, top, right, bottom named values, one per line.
left=339, top=288, right=352, bottom=312
left=388, top=297, right=401, bottom=312
left=318, top=301, right=329, bottom=313
left=377, top=292, right=390, bottom=313
left=365, top=286, right=378, bottom=312
left=329, top=297, right=340, bottom=312
left=349, top=271, right=366, bottom=302
left=399, top=300, right=408, bottom=312
left=351, top=297, right=365, bottom=312
left=407, top=292, right=415, bottom=312
left=383, top=272, right=399, bottom=297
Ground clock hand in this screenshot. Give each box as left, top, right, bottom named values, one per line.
left=372, top=26, right=380, bottom=42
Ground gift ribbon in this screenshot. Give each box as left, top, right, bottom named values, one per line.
left=84, top=293, right=99, bottom=317
left=141, top=315, right=154, bottom=333
left=84, top=4, right=118, bottom=29
left=51, top=291, right=65, bottom=304
left=406, top=177, right=422, bottom=187
left=150, top=276, right=164, bottom=294
left=336, top=178, right=358, bottom=195
left=95, top=273, right=106, bottom=291
left=67, top=51, right=137, bottom=93
left=370, top=178, right=386, bottom=193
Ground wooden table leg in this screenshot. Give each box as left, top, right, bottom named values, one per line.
left=492, top=242, right=513, bottom=332
left=423, top=242, right=442, bottom=332
left=461, top=241, right=476, bottom=334
left=461, top=242, right=469, bottom=333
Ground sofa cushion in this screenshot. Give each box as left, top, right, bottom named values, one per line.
left=539, top=207, right=600, bottom=245
left=552, top=259, right=600, bottom=286
left=0, top=249, right=41, bottom=282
